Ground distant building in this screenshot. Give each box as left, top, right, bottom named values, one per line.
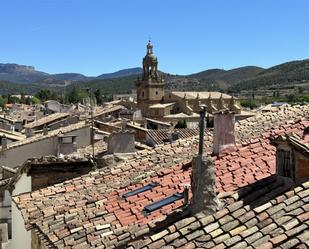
left=136, top=41, right=243, bottom=124
left=136, top=40, right=166, bottom=116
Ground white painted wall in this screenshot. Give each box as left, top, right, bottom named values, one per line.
left=11, top=173, right=32, bottom=249
left=0, top=126, right=91, bottom=168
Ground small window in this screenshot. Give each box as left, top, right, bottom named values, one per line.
left=61, top=137, right=74, bottom=144
left=156, top=91, right=158, bottom=95
left=122, top=183, right=158, bottom=198
left=143, top=193, right=184, bottom=214
left=142, top=92, right=144, bottom=97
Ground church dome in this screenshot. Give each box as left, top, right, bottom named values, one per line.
left=144, top=40, right=157, bottom=62
left=145, top=53, right=157, bottom=61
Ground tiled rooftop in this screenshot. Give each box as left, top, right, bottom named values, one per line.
left=12, top=117, right=308, bottom=248
left=171, top=92, right=232, bottom=99
left=128, top=177, right=309, bottom=249
left=147, top=128, right=199, bottom=145
left=0, top=129, right=26, bottom=141
left=93, top=105, right=125, bottom=118
left=236, top=104, right=309, bottom=140
left=76, top=140, right=108, bottom=158
left=24, top=112, right=70, bottom=129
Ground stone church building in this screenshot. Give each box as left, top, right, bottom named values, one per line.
left=136, top=41, right=242, bottom=124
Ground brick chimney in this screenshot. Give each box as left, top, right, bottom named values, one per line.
left=190, top=105, right=220, bottom=214
left=213, top=110, right=236, bottom=155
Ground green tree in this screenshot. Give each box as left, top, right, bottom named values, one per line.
left=94, top=89, right=104, bottom=105
left=31, top=96, right=41, bottom=105
left=35, top=89, right=59, bottom=102
left=67, top=86, right=88, bottom=104
left=240, top=99, right=257, bottom=109
left=25, top=96, right=31, bottom=105
left=20, top=92, right=26, bottom=104
left=0, top=95, right=6, bottom=107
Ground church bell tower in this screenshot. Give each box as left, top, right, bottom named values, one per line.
left=136, top=41, right=165, bottom=116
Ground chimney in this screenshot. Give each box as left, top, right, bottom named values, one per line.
left=107, top=131, right=135, bottom=154
left=1, top=135, right=7, bottom=150
left=168, top=131, right=180, bottom=142
left=190, top=105, right=220, bottom=214
left=213, top=110, right=236, bottom=155
left=26, top=128, right=33, bottom=138
left=43, top=125, right=48, bottom=135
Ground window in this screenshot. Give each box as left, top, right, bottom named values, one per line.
left=156, top=91, right=158, bottom=95
left=143, top=193, right=184, bottom=214
left=62, top=137, right=74, bottom=144
left=142, top=92, right=144, bottom=97
left=122, top=182, right=158, bottom=198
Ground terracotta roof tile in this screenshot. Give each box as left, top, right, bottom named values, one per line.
left=135, top=177, right=309, bottom=249
left=24, top=112, right=70, bottom=129
left=147, top=128, right=199, bottom=145
left=12, top=110, right=309, bottom=248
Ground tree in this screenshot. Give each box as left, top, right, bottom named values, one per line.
left=67, top=86, right=88, bottom=104
left=20, top=92, right=26, bottom=104
left=94, top=89, right=104, bottom=105
left=35, top=89, right=59, bottom=102
left=0, top=95, right=6, bottom=107
left=25, top=96, right=31, bottom=105
left=240, top=99, right=257, bottom=109
left=30, top=96, right=41, bottom=105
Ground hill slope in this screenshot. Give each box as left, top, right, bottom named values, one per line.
left=229, top=59, right=309, bottom=92
left=166, top=66, right=264, bottom=91
left=0, top=63, right=48, bottom=83
left=0, top=59, right=308, bottom=96
left=97, top=67, right=142, bottom=79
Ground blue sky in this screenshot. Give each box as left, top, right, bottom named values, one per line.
left=1, top=0, right=309, bottom=76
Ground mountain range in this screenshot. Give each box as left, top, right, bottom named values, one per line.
left=0, top=63, right=143, bottom=84
left=0, top=59, right=308, bottom=95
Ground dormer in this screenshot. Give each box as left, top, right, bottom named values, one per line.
left=271, top=134, right=309, bottom=183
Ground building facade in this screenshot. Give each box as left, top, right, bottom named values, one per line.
left=136, top=41, right=242, bottom=122
left=136, top=41, right=165, bottom=116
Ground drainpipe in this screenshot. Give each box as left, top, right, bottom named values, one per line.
left=198, top=105, right=207, bottom=156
